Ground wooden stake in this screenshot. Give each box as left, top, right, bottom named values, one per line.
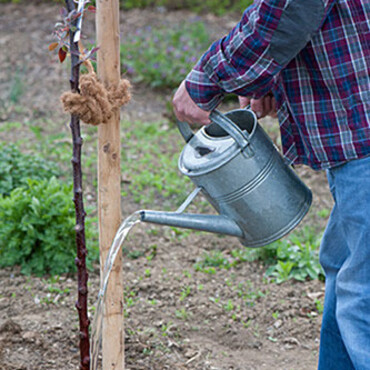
left=96, top=1, right=124, bottom=369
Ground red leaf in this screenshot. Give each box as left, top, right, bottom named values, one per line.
left=59, top=48, right=67, bottom=63
left=48, top=42, right=59, bottom=51
left=87, top=5, right=96, bottom=13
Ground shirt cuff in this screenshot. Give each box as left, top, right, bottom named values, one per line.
left=185, top=64, right=225, bottom=112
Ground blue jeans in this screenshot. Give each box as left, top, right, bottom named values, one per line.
left=318, top=155, right=370, bottom=369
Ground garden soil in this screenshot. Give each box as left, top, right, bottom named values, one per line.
left=0, top=3, right=333, bottom=369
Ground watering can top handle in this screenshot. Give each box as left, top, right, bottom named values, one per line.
left=176, top=109, right=251, bottom=149
left=210, top=110, right=251, bottom=149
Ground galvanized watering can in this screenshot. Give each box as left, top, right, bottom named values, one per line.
left=140, top=108, right=312, bottom=248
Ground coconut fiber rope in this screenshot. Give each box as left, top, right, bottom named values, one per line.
left=61, top=59, right=131, bottom=126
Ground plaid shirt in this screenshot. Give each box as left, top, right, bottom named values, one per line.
left=186, top=0, right=370, bottom=170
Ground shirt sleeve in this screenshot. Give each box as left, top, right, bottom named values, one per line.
left=186, top=0, right=338, bottom=111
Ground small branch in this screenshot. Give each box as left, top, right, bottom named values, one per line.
left=65, top=0, right=90, bottom=369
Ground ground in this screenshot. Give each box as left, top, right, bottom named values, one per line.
left=0, top=3, right=332, bottom=369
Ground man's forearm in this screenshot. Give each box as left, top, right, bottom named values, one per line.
left=186, top=0, right=337, bottom=111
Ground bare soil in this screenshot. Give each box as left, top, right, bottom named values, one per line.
left=0, top=3, right=332, bottom=369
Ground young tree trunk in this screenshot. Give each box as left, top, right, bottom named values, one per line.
left=65, top=1, right=90, bottom=369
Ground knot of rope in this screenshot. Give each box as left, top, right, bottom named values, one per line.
left=60, top=60, right=131, bottom=126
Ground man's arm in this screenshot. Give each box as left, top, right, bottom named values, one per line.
left=173, top=0, right=337, bottom=123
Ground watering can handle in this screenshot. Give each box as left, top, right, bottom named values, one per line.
left=177, top=120, right=194, bottom=143
left=209, top=110, right=251, bottom=149
left=177, top=109, right=251, bottom=150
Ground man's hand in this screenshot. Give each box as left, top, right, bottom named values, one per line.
left=172, top=81, right=211, bottom=125
left=239, top=94, right=277, bottom=119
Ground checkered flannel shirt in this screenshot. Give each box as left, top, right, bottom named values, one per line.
left=185, top=0, right=370, bottom=170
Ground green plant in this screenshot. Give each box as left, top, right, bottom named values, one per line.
left=194, top=250, right=233, bottom=272
left=0, top=177, right=99, bottom=276
left=223, top=299, right=234, bottom=312
left=265, top=231, right=324, bottom=284
left=121, top=21, right=210, bottom=89
left=0, top=144, right=61, bottom=196
left=179, top=285, right=191, bottom=301
left=236, top=281, right=266, bottom=307
left=315, top=298, right=324, bottom=314
left=175, top=307, right=189, bottom=320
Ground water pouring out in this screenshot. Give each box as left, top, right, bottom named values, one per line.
left=90, top=212, right=141, bottom=370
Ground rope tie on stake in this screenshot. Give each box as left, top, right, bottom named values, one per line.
left=61, top=58, right=131, bottom=126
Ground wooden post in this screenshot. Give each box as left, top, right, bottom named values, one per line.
left=96, top=1, right=125, bottom=369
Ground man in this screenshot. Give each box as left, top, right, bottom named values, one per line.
left=172, top=1, right=370, bottom=369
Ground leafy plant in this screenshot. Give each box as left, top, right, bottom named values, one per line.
left=0, top=144, right=61, bottom=196
left=264, top=232, right=324, bottom=284
left=0, top=177, right=99, bottom=276
left=121, top=21, right=210, bottom=89
left=194, top=250, right=233, bottom=272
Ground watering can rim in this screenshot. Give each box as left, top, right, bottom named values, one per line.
left=178, top=109, right=259, bottom=177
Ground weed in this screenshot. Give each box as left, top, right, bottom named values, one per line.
left=236, top=281, right=266, bottom=307
left=160, top=321, right=173, bottom=337
left=146, top=244, right=157, bottom=261
left=183, top=270, right=192, bottom=279
left=265, top=231, right=324, bottom=283
left=194, top=250, right=232, bottom=272
left=317, top=208, right=330, bottom=219
left=142, top=348, right=152, bottom=356
left=209, top=296, right=221, bottom=306
left=268, top=260, right=295, bottom=284
left=315, top=299, right=324, bottom=314
left=179, top=286, right=191, bottom=301
left=144, top=269, right=152, bottom=278
left=242, top=319, right=252, bottom=328
left=175, top=308, right=189, bottom=320
left=223, top=299, right=234, bottom=312
left=125, top=249, right=145, bottom=259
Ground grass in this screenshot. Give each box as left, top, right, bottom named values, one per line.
left=121, top=119, right=193, bottom=208
left=0, top=115, right=325, bottom=283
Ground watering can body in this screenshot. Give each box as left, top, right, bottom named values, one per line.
left=141, top=108, right=312, bottom=248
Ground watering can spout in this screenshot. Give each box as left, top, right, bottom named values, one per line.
left=140, top=210, right=244, bottom=238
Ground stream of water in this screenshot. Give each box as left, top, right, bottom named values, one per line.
left=89, top=211, right=142, bottom=370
